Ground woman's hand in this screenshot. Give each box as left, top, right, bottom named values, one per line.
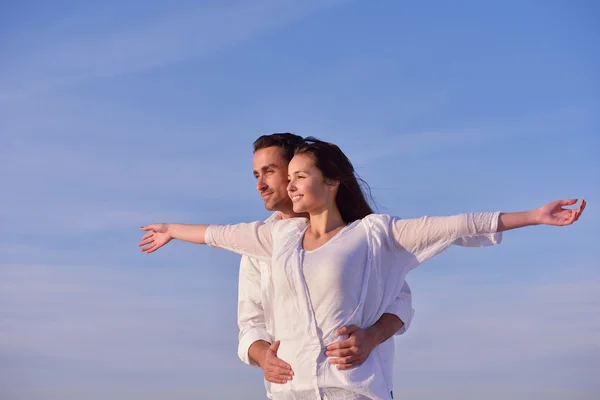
left=139, top=223, right=173, bottom=253
left=536, top=199, right=586, bottom=226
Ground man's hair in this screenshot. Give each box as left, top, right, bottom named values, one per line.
left=253, top=133, right=305, bottom=162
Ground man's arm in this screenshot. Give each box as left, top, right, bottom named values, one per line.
left=238, top=255, right=293, bottom=383
left=366, top=313, right=404, bottom=346
left=237, top=255, right=271, bottom=366
left=325, top=281, right=413, bottom=370
left=324, top=314, right=405, bottom=370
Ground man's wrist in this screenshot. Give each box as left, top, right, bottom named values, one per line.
left=367, top=314, right=404, bottom=346
left=249, top=340, right=271, bottom=368
left=366, top=324, right=385, bottom=347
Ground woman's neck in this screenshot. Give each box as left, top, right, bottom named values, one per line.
left=308, top=207, right=345, bottom=237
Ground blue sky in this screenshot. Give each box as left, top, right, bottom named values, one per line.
left=1, top=0, right=599, bottom=399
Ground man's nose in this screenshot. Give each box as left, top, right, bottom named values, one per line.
left=256, top=176, right=267, bottom=192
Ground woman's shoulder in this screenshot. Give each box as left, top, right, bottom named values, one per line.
left=362, top=213, right=398, bottom=226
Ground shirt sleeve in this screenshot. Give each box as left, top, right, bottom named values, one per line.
left=382, top=280, right=414, bottom=336
left=237, top=255, right=273, bottom=367
left=391, top=212, right=501, bottom=266
left=205, top=221, right=273, bottom=262
left=452, top=232, right=502, bottom=247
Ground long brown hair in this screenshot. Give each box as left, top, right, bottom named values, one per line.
left=295, top=137, right=374, bottom=223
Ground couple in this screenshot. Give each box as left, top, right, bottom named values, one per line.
left=138, top=133, right=585, bottom=400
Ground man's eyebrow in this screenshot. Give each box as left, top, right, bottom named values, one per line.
left=261, top=164, right=279, bottom=171
left=253, top=164, right=280, bottom=175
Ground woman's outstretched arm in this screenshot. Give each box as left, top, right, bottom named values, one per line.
left=391, top=198, right=586, bottom=265
left=138, top=223, right=209, bottom=253
left=497, top=199, right=586, bottom=231
left=138, top=221, right=274, bottom=261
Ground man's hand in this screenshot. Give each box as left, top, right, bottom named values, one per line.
left=325, top=325, right=378, bottom=370
left=139, top=223, right=172, bottom=253
left=258, top=341, right=294, bottom=384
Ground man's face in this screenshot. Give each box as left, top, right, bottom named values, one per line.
left=253, top=146, right=293, bottom=212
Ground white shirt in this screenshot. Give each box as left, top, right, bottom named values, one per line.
left=236, top=213, right=414, bottom=398
left=208, top=212, right=502, bottom=400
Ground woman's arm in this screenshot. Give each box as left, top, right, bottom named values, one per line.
left=138, top=221, right=274, bottom=261
left=138, top=223, right=209, bottom=253
left=391, top=199, right=585, bottom=264
left=497, top=199, right=585, bottom=231
left=392, top=212, right=501, bottom=261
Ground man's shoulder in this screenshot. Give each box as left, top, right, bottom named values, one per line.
left=270, top=216, right=307, bottom=232
left=239, top=252, right=264, bottom=268
left=264, top=212, right=281, bottom=223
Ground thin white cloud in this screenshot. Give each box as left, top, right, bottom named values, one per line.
left=344, top=104, right=599, bottom=166
left=1, top=0, right=349, bottom=102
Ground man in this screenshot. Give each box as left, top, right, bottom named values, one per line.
left=239, top=133, right=414, bottom=396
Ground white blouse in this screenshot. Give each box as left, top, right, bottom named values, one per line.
left=207, top=212, right=502, bottom=400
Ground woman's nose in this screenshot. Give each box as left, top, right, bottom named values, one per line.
left=287, top=180, right=296, bottom=192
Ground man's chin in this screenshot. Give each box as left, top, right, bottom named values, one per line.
left=263, top=199, right=277, bottom=211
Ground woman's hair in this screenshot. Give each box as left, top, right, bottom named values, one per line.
left=294, top=137, right=375, bottom=223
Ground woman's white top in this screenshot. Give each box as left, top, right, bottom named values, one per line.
left=206, top=212, right=502, bottom=399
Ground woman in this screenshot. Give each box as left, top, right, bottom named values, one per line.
left=139, top=137, right=585, bottom=400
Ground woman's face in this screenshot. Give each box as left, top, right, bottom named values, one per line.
left=287, top=154, right=337, bottom=215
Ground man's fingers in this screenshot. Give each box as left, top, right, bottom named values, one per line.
left=265, top=376, right=290, bottom=384
left=326, top=347, right=357, bottom=358
left=336, top=360, right=363, bottom=370
left=264, top=341, right=293, bottom=385
left=270, top=340, right=280, bottom=353
left=329, top=355, right=358, bottom=365
left=267, top=366, right=293, bottom=377
left=266, top=341, right=292, bottom=370
left=140, top=225, right=154, bottom=231
left=265, top=365, right=294, bottom=383
left=336, top=324, right=360, bottom=336
left=326, top=339, right=352, bottom=352
left=268, top=357, right=292, bottom=371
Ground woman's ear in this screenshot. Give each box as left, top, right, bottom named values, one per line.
left=325, top=178, right=340, bottom=191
